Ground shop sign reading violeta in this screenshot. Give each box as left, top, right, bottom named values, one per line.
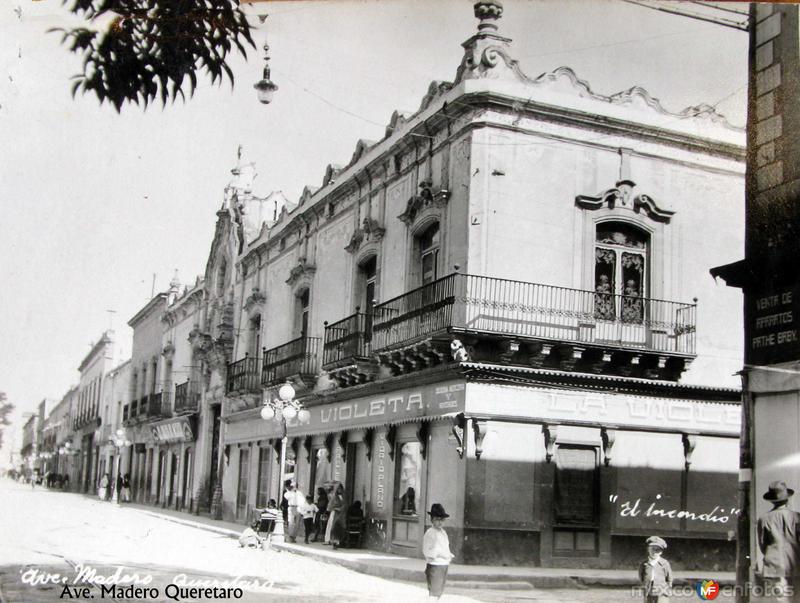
left=298, top=381, right=466, bottom=434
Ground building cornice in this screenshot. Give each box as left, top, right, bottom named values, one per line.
left=127, top=293, right=169, bottom=328
left=460, top=363, right=741, bottom=403
left=78, top=331, right=114, bottom=373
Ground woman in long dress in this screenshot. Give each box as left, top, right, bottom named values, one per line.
left=325, top=483, right=345, bottom=545
left=98, top=473, right=109, bottom=501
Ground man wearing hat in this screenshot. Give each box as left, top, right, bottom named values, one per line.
left=757, top=481, right=800, bottom=601
left=422, top=503, right=454, bottom=601
left=639, top=535, right=672, bottom=602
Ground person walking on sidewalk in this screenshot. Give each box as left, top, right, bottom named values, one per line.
left=301, top=495, right=318, bottom=544
left=757, top=481, right=800, bottom=602
left=283, top=482, right=305, bottom=543
left=98, top=473, right=110, bottom=501
left=313, top=487, right=328, bottom=542
left=638, top=536, right=672, bottom=603
left=422, top=503, right=454, bottom=602
left=121, top=474, right=132, bottom=502
left=327, top=483, right=345, bottom=547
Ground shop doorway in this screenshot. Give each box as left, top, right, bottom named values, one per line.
left=392, top=441, right=423, bottom=545
left=345, top=443, right=357, bottom=506
left=236, top=449, right=250, bottom=520
left=552, top=445, right=600, bottom=557
left=168, top=452, right=179, bottom=507
left=156, top=450, right=166, bottom=504
left=182, top=448, right=193, bottom=510
left=209, top=405, right=221, bottom=510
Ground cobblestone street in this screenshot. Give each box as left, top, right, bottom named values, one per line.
left=0, top=479, right=739, bottom=602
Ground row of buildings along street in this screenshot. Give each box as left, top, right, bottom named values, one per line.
left=18, top=0, right=746, bottom=574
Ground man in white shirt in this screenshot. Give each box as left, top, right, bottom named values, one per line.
left=283, top=482, right=305, bottom=543
left=422, top=503, right=454, bottom=601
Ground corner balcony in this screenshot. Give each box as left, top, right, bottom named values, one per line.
left=322, top=313, right=378, bottom=386
left=371, top=273, right=696, bottom=380
left=174, top=380, right=200, bottom=415
left=262, top=336, right=321, bottom=388
left=226, top=355, right=262, bottom=396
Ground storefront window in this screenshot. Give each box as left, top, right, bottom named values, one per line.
left=554, top=445, right=598, bottom=525
left=310, top=447, right=330, bottom=494
left=395, top=442, right=421, bottom=516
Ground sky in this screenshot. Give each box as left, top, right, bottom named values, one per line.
left=0, top=0, right=748, bottom=457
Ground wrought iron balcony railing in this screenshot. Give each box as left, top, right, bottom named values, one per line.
left=323, top=312, right=372, bottom=369
left=128, top=399, right=139, bottom=422
left=262, top=336, right=321, bottom=386
left=226, top=355, right=262, bottom=395
left=138, top=396, right=148, bottom=418
left=147, top=392, right=167, bottom=420
left=174, top=380, right=200, bottom=414
left=372, top=273, right=696, bottom=356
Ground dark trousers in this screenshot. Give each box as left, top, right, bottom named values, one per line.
left=303, top=517, right=314, bottom=543
left=313, top=514, right=325, bottom=541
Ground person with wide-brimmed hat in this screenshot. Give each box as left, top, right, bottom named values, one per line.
left=757, top=480, right=800, bottom=601
left=638, top=535, right=672, bottom=602
left=422, top=503, right=454, bottom=601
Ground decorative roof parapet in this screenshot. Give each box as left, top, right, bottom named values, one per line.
left=454, top=0, right=532, bottom=85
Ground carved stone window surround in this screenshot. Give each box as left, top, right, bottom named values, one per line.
left=286, top=257, right=317, bottom=287
left=398, top=180, right=451, bottom=228
left=577, top=179, right=671, bottom=304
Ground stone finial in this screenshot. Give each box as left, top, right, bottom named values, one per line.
left=474, top=0, right=503, bottom=32
left=169, top=269, right=180, bottom=291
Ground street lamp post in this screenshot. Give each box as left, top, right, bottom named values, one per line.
left=260, top=382, right=310, bottom=543
left=109, top=428, right=132, bottom=505
left=252, top=13, right=278, bottom=104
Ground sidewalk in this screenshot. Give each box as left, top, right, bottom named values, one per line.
left=123, top=500, right=736, bottom=591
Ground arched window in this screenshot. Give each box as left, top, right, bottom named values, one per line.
left=150, top=358, right=158, bottom=395
left=594, top=222, right=648, bottom=323
left=416, top=222, right=440, bottom=286
left=357, top=256, right=378, bottom=342
left=249, top=315, right=262, bottom=357
left=295, top=289, right=310, bottom=338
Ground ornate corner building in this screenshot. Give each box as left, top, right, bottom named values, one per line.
left=216, top=1, right=745, bottom=570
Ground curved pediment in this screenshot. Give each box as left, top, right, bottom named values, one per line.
left=398, top=180, right=451, bottom=227
left=575, top=180, right=674, bottom=223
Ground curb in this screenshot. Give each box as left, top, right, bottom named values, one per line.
left=129, top=506, right=737, bottom=592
